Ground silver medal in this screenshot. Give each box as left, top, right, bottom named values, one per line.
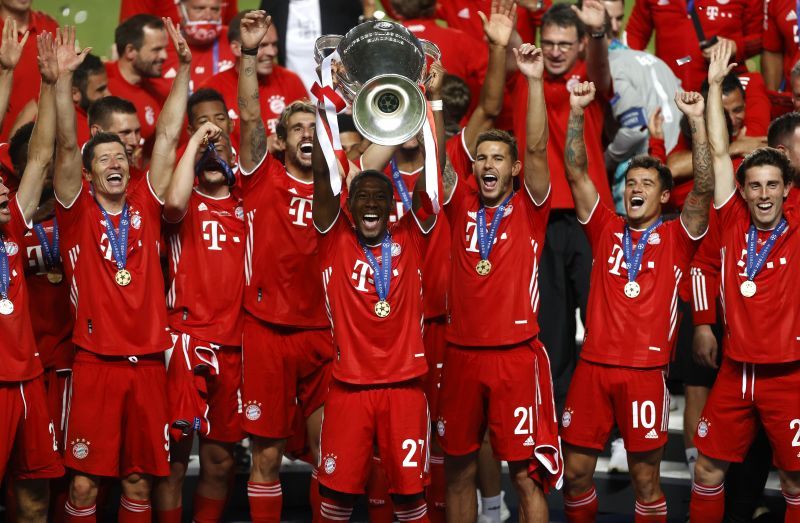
left=0, top=298, right=14, bottom=315
left=740, top=280, right=756, bottom=298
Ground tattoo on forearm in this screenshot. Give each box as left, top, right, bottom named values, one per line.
left=683, top=138, right=713, bottom=235
left=565, top=112, right=587, bottom=175
left=251, top=120, right=267, bottom=164
left=443, top=157, right=457, bottom=195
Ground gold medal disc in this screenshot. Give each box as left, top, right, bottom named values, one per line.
left=475, top=259, right=492, bottom=276
left=46, top=269, right=63, bottom=285
left=115, top=269, right=132, bottom=287
left=374, top=300, right=391, bottom=318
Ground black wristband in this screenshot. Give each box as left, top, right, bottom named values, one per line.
left=241, top=46, right=258, bottom=56
left=590, top=31, right=606, bottom=39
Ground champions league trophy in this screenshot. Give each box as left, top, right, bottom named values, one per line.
left=314, top=20, right=441, bottom=145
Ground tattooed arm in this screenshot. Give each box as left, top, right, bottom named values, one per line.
left=564, top=81, right=600, bottom=222
left=676, top=91, right=712, bottom=238
left=707, top=39, right=737, bottom=206
left=237, top=10, right=270, bottom=173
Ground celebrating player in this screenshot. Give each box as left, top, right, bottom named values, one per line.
left=689, top=40, right=800, bottom=523
left=560, top=77, right=712, bottom=520
left=437, top=43, right=559, bottom=523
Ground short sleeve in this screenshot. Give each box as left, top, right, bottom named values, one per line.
left=579, top=196, right=617, bottom=251
left=522, top=183, right=552, bottom=241
left=55, top=183, right=89, bottom=231
left=2, top=196, right=30, bottom=241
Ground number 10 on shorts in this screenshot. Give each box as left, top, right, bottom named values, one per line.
left=631, top=400, right=656, bottom=429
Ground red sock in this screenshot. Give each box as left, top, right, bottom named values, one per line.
left=564, top=486, right=599, bottom=522
left=784, top=491, right=800, bottom=523
left=64, top=501, right=96, bottom=522
left=247, top=480, right=282, bottom=523
left=366, top=456, right=394, bottom=522
left=310, top=468, right=322, bottom=523
left=118, top=496, right=151, bottom=522
left=635, top=496, right=667, bottom=522
left=395, top=498, right=429, bottom=522
left=689, top=482, right=724, bottom=523
left=319, top=496, right=353, bottom=522
left=426, top=455, right=445, bottom=523
left=193, top=494, right=226, bottom=523
left=156, top=506, right=182, bottom=523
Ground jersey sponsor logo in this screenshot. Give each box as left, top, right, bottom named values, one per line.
left=70, top=438, right=90, bottom=459
left=351, top=259, right=400, bottom=293
left=644, top=428, right=659, bottom=439
left=288, top=196, right=313, bottom=227
left=26, top=244, right=46, bottom=273
left=323, top=453, right=337, bottom=474
left=268, top=95, right=286, bottom=115
left=706, top=6, right=720, bottom=19
left=697, top=417, right=710, bottom=438
left=145, top=106, right=155, bottom=126
left=436, top=418, right=446, bottom=437
left=267, top=117, right=279, bottom=134
left=4, top=240, right=18, bottom=256
left=562, top=407, right=573, bottom=428
left=244, top=401, right=262, bottom=421
left=201, top=220, right=230, bottom=251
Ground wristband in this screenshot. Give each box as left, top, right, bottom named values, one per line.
left=590, top=31, right=606, bottom=39
left=429, top=99, right=443, bottom=111
left=241, top=46, right=258, bottom=56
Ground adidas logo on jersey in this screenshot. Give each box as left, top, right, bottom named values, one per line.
left=787, top=9, right=797, bottom=21
left=458, top=7, right=470, bottom=18
left=645, top=428, right=659, bottom=439
left=523, top=435, right=535, bottom=447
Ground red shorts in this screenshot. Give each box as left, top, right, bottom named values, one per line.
left=561, top=360, right=669, bottom=453
left=166, top=331, right=243, bottom=443
left=43, top=367, right=71, bottom=451
left=695, top=358, right=800, bottom=471
left=242, top=315, right=333, bottom=439
left=0, top=376, right=64, bottom=480
left=423, top=317, right=446, bottom=419
left=64, top=350, right=170, bottom=478
left=318, top=379, right=430, bottom=495
left=437, top=338, right=552, bottom=461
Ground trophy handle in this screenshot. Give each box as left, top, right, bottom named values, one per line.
left=314, top=35, right=343, bottom=65
left=418, top=39, right=442, bottom=86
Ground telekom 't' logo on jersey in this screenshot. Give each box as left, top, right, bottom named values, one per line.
left=202, top=220, right=227, bottom=251
left=26, top=245, right=46, bottom=274
left=288, top=197, right=313, bottom=227
left=464, top=221, right=505, bottom=253
left=351, top=259, right=400, bottom=292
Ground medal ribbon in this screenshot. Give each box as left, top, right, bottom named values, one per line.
left=32, top=219, right=59, bottom=270
left=745, top=218, right=788, bottom=282
left=0, top=235, right=9, bottom=300
left=390, top=159, right=414, bottom=213
left=195, top=142, right=236, bottom=186
left=622, top=218, right=662, bottom=283
left=476, top=193, right=513, bottom=262
left=360, top=233, right=392, bottom=302
left=97, top=202, right=130, bottom=271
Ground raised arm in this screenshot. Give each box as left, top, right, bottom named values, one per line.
left=149, top=18, right=192, bottom=201
left=706, top=40, right=737, bottom=206
left=0, top=18, right=28, bottom=133
left=564, top=81, right=600, bottom=221
left=676, top=91, right=712, bottom=238
left=53, top=26, right=91, bottom=205
left=163, top=123, right=222, bottom=223
left=16, top=32, right=57, bottom=222
left=573, top=0, right=611, bottom=96
left=237, top=10, right=270, bottom=173
left=515, top=43, right=549, bottom=202
left=463, top=0, right=515, bottom=153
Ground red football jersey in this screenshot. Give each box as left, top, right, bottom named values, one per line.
left=149, top=27, right=238, bottom=100
left=76, top=105, right=91, bottom=148
left=56, top=178, right=171, bottom=356
left=447, top=130, right=475, bottom=182
left=512, top=63, right=613, bottom=210
left=579, top=200, right=701, bottom=368
left=687, top=210, right=722, bottom=326
left=445, top=179, right=551, bottom=346
left=196, top=66, right=308, bottom=136
left=0, top=197, right=43, bottom=381
left=717, top=191, right=800, bottom=363
left=119, top=0, right=240, bottom=25
left=436, top=0, right=551, bottom=46
left=0, top=12, right=59, bottom=142
left=241, top=153, right=327, bottom=328
left=626, top=0, right=763, bottom=91
left=22, top=216, right=74, bottom=371
left=165, top=189, right=245, bottom=346
left=318, top=213, right=429, bottom=385
left=105, top=61, right=163, bottom=146
left=763, top=0, right=798, bottom=87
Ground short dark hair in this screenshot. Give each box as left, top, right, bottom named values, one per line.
left=227, top=10, right=253, bottom=44
left=9, top=122, right=35, bottom=176
left=625, top=155, right=674, bottom=191
left=115, top=14, right=164, bottom=57
left=88, top=96, right=137, bottom=128
left=348, top=169, right=394, bottom=200
left=476, top=129, right=518, bottom=163
left=389, top=0, right=436, bottom=19
left=187, top=88, right=229, bottom=126
left=768, top=111, right=800, bottom=148
left=541, top=4, right=586, bottom=40
left=73, top=54, right=105, bottom=95
left=441, top=74, right=471, bottom=137
left=338, top=113, right=358, bottom=135
left=276, top=100, right=315, bottom=140
left=735, top=147, right=794, bottom=186
left=700, top=73, right=744, bottom=101
left=82, top=132, right=126, bottom=172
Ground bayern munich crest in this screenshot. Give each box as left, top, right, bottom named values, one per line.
left=391, top=242, right=402, bottom=257
left=323, top=454, right=337, bottom=474
left=697, top=418, right=710, bottom=438
left=648, top=232, right=661, bottom=245
left=244, top=401, right=262, bottom=421
left=4, top=241, right=17, bottom=256
left=131, top=213, right=142, bottom=230
left=562, top=408, right=573, bottom=428
left=235, top=206, right=244, bottom=220
left=71, top=438, right=90, bottom=460
left=436, top=419, right=446, bottom=437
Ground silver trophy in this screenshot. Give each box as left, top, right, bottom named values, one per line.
left=315, top=20, right=441, bottom=146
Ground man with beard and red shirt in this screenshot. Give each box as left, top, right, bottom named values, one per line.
left=120, top=0, right=240, bottom=26
left=107, top=15, right=168, bottom=151
left=761, top=0, right=799, bottom=116
left=689, top=43, right=800, bottom=523
left=560, top=81, right=711, bottom=522
left=197, top=10, right=307, bottom=137
left=0, top=29, right=63, bottom=522
left=55, top=21, right=190, bottom=522
left=625, top=0, right=761, bottom=91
